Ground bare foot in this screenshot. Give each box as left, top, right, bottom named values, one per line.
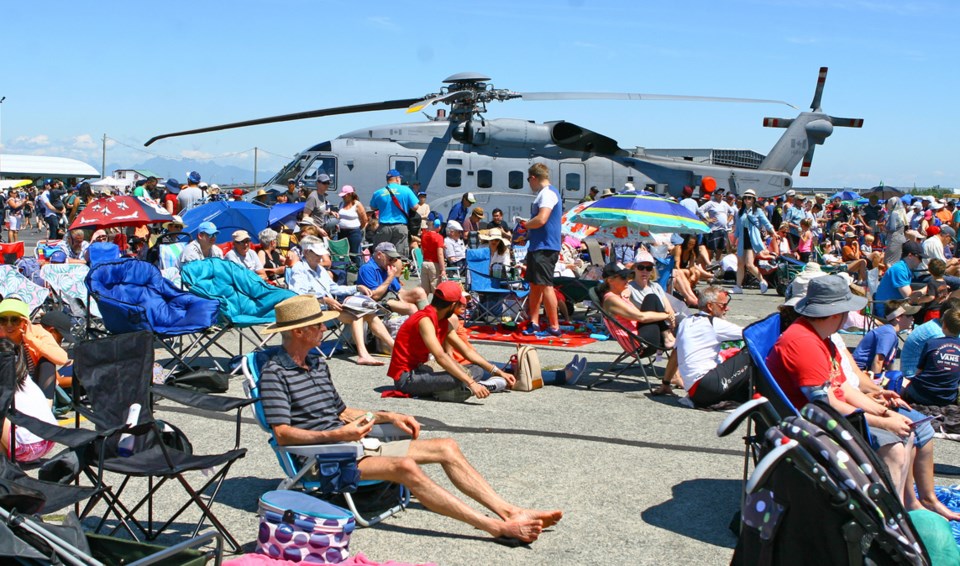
left=662, top=331, right=676, bottom=350
left=920, top=497, right=960, bottom=522
left=509, top=508, right=563, bottom=529
left=495, top=519, right=543, bottom=543
left=356, top=357, right=385, bottom=366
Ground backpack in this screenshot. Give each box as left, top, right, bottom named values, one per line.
left=509, top=344, right=543, bottom=392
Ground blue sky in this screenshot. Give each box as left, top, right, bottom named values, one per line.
left=1, top=0, right=956, bottom=189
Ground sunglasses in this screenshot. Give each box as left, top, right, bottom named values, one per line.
left=0, top=316, right=23, bottom=327
left=635, top=265, right=654, bottom=272
left=712, top=299, right=731, bottom=309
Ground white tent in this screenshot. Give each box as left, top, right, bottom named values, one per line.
left=90, top=176, right=125, bottom=187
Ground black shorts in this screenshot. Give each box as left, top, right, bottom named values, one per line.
left=525, top=249, right=559, bottom=286
left=705, top=230, right=727, bottom=251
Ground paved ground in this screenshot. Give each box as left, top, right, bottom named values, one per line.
left=19, top=226, right=958, bottom=565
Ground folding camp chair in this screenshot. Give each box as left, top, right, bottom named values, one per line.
left=86, top=242, right=121, bottom=266
left=86, top=259, right=221, bottom=376
left=241, top=347, right=409, bottom=527
left=0, top=242, right=24, bottom=265
left=181, top=258, right=296, bottom=363
left=0, top=265, right=50, bottom=316
left=585, top=240, right=607, bottom=267
left=328, top=238, right=360, bottom=274
left=35, top=240, right=62, bottom=263
left=72, top=331, right=253, bottom=552
left=0, top=347, right=104, bottom=517
left=464, top=248, right=528, bottom=324
left=587, top=287, right=670, bottom=391
left=146, top=232, right=191, bottom=272
left=40, top=262, right=102, bottom=331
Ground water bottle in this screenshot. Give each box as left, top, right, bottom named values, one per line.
left=117, top=403, right=141, bottom=457
left=403, top=264, right=410, bottom=280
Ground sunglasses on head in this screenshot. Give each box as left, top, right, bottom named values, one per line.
left=635, top=264, right=654, bottom=271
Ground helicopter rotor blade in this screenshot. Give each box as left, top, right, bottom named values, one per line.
left=144, top=98, right=421, bottom=146
left=828, top=116, right=864, bottom=128
left=799, top=145, right=816, bottom=177
left=810, top=67, right=828, bottom=111
left=516, top=91, right=797, bottom=109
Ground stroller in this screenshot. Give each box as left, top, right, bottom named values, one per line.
left=719, top=397, right=930, bottom=565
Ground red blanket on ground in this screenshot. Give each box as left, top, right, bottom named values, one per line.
left=466, top=325, right=597, bottom=347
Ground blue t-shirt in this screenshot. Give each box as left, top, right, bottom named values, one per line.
left=901, top=319, right=944, bottom=378
left=852, top=324, right=899, bottom=371
left=357, top=261, right=401, bottom=294
left=908, top=336, right=960, bottom=405
left=874, top=260, right=912, bottom=318
left=448, top=202, right=468, bottom=225
left=369, top=183, right=417, bottom=225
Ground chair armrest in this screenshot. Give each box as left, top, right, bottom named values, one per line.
left=279, top=443, right=363, bottom=459
left=8, top=411, right=100, bottom=448
left=151, top=384, right=256, bottom=412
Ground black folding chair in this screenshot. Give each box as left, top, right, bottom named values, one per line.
left=72, top=331, right=254, bottom=552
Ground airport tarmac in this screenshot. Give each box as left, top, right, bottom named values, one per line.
left=46, top=275, right=959, bottom=566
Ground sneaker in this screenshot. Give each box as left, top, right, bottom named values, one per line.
left=759, top=279, right=769, bottom=294
left=730, top=286, right=744, bottom=294
left=566, top=357, right=588, bottom=386
left=522, top=323, right=541, bottom=336
left=478, top=377, right=508, bottom=393
left=537, top=326, right=562, bottom=337
left=433, top=386, right=473, bottom=403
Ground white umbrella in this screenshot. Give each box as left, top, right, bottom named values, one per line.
left=90, top=176, right=126, bottom=187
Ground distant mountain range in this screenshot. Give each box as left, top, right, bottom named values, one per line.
left=104, top=157, right=277, bottom=186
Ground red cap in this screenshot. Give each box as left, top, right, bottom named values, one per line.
left=927, top=225, right=941, bottom=237
left=435, top=281, right=467, bottom=304
left=232, top=188, right=244, bottom=197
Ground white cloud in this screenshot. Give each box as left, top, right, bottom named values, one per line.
left=14, top=134, right=49, bottom=146
left=73, top=134, right=96, bottom=149
left=181, top=149, right=213, bottom=160
left=367, top=16, right=398, bottom=30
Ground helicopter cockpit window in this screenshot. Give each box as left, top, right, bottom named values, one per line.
left=477, top=170, right=493, bottom=189
left=508, top=171, right=524, bottom=190
left=446, top=169, right=462, bottom=188
left=302, top=156, right=337, bottom=186
left=564, top=172, right=582, bottom=192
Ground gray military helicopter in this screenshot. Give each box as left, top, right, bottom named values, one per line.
left=146, top=67, right=861, bottom=221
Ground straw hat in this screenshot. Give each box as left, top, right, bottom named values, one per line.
left=263, top=295, right=339, bottom=334
left=479, top=227, right=510, bottom=246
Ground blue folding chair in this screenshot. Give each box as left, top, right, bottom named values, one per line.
left=241, top=347, right=410, bottom=527
left=464, top=247, right=528, bottom=324
left=742, top=313, right=798, bottom=419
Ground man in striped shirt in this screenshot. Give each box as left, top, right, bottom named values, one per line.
left=258, top=295, right=562, bottom=544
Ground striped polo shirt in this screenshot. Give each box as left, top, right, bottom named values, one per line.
left=259, top=348, right=346, bottom=432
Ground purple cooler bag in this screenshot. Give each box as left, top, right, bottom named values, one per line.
left=257, top=490, right=357, bottom=563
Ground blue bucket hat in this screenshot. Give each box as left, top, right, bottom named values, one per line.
left=187, top=171, right=201, bottom=184
left=164, top=178, right=181, bottom=194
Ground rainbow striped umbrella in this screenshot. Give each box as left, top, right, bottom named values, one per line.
left=561, top=202, right=656, bottom=243
left=566, top=193, right=709, bottom=234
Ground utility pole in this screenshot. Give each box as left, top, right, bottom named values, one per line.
left=0, top=97, right=6, bottom=179
left=253, top=146, right=258, bottom=189
left=101, top=134, right=107, bottom=177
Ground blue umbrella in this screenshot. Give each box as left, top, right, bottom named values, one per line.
left=181, top=201, right=270, bottom=243
left=829, top=190, right=859, bottom=201
left=268, top=202, right=305, bottom=230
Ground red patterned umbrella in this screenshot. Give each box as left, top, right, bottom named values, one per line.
left=69, top=196, right=175, bottom=230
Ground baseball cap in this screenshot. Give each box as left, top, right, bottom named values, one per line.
left=187, top=171, right=201, bottom=184
left=232, top=188, right=244, bottom=197
left=40, top=310, right=75, bottom=343
left=785, top=190, right=796, bottom=197
left=601, top=262, right=632, bottom=279
left=902, top=240, right=924, bottom=258
left=465, top=192, right=476, bottom=204
left=446, top=220, right=463, bottom=232
left=0, top=299, right=30, bottom=320
left=338, top=185, right=355, bottom=197
left=299, top=236, right=329, bottom=256
left=386, top=169, right=402, bottom=179
left=417, top=191, right=427, bottom=197
left=232, top=230, right=252, bottom=242
left=374, top=242, right=401, bottom=258
left=287, top=178, right=297, bottom=185
left=434, top=281, right=468, bottom=304
left=198, top=221, right=219, bottom=236
left=317, top=173, right=331, bottom=184
left=941, top=225, right=957, bottom=239
left=49, top=250, right=67, bottom=263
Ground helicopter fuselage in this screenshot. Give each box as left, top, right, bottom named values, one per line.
left=262, top=118, right=793, bottom=219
